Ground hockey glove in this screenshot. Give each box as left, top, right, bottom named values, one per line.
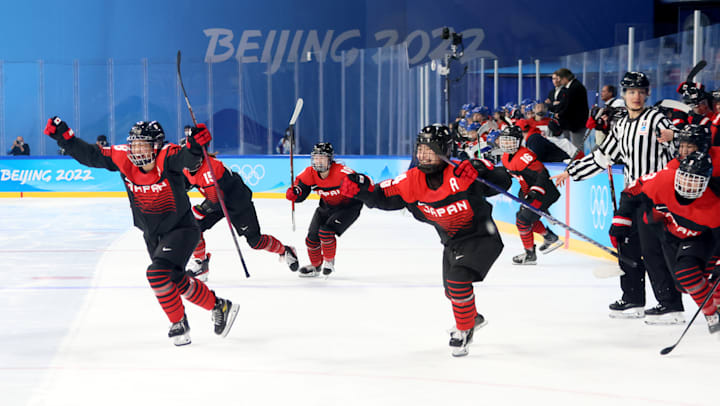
left=585, top=116, right=596, bottom=130
left=44, top=117, right=75, bottom=141
left=609, top=214, right=632, bottom=249
left=184, top=123, right=212, bottom=152
left=453, top=159, right=478, bottom=183
left=286, top=186, right=302, bottom=202
left=340, top=173, right=374, bottom=198
left=471, top=158, right=494, bottom=178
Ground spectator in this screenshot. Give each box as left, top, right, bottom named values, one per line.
left=8, top=136, right=30, bottom=156
left=600, top=85, right=618, bottom=107
left=96, top=135, right=109, bottom=148
left=554, top=68, right=589, bottom=152
left=545, top=73, right=563, bottom=110
left=275, top=127, right=295, bottom=154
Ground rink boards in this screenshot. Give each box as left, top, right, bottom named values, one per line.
left=0, top=155, right=622, bottom=258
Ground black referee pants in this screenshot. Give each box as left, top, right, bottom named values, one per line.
left=618, top=207, right=684, bottom=310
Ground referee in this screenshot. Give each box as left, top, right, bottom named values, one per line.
left=552, top=71, right=685, bottom=324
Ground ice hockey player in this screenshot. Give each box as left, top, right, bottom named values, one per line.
left=340, top=124, right=512, bottom=357
left=496, top=125, right=563, bottom=264
left=285, top=142, right=363, bottom=277
left=182, top=129, right=298, bottom=282
left=611, top=152, right=720, bottom=333
left=44, top=118, right=239, bottom=346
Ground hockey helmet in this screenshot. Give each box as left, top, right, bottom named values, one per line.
left=497, top=125, right=523, bottom=153
left=416, top=124, right=451, bottom=174
left=127, top=120, right=165, bottom=167
left=676, top=124, right=711, bottom=156
left=620, top=72, right=650, bottom=92
left=674, top=151, right=712, bottom=199
left=311, top=142, right=334, bottom=173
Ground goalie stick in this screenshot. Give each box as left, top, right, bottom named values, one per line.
left=288, top=98, right=304, bottom=232
left=441, top=157, right=634, bottom=272
left=176, top=50, right=250, bottom=278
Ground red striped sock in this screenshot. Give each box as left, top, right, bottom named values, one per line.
left=445, top=279, right=477, bottom=330
left=147, top=268, right=185, bottom=323
left=676, top=265, right=715, bottom=315
left=252, top=234, right=285, bottom=254
left=532, top=221, right=547, bottom=236
left=516, top=219, right=534, bottom=250
left=193, top=234, right=207, bottom=261
left=177, top=274, right=217, bottom=310
left=306, top=237, right=322, bottom=267
left=318, top=228, right=337, bottom=262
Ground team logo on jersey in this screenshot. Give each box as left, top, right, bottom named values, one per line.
left=638, top=120, right=648, bottom=136
left=125, top=178, right=169, bottom=194
left=420, top=200, right=469, bottom=218
left=656, top=212, right=701, bottom=238
left=317, top=189, right=341, bottom=198
left=590, top=185, right=609, bottom=230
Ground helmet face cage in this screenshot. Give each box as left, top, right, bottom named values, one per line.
left=415, top=125, right=451, bottom=174
left=497, top=126, right=522, bottom=153
left=674, top=152, right=712, bottom=199
left=674, top=170, right=710, bottom=199
left=311, top=142, right=334, bottom=172
left=127, top=121, right=165, bottom=167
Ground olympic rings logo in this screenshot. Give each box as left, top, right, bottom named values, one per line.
left=231, top=164, right=266, bottom=186
left=589, top=185, right=609, bottom=230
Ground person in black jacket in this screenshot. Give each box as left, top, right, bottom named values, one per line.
left=340, top=124, right=512, bottom=357
left=8, top=136, right=30, bottom=155
left=43, top=117, right=239, bottom=346
left=554, top=68, right=589, bottom=152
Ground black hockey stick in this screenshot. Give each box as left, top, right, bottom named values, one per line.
left=686, top=59, right=707, bottom=84
left=176, top=50, right=250, bottom=278
left=660, top=276, right=720, bottom=355
left=441, top=157, right=636, bottom=269
left=288, top=98, right=303, bottom=232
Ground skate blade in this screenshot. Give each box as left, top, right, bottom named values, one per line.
left=172, top=334, right=191, bottom=346
left=298, top=271, right=320, bottom=278
left=608, top=310, right=644, bottom=319
left=512, top=260, right=536, bottom=266
left=592, top=264, right=625, bottom=278
left=539, top=240, right=563, bottom=255
left=220, top=303, right=240, bottom=338
left=451, top=347, right=469, bottom=357
left=644, top=313, right=685, bottom=325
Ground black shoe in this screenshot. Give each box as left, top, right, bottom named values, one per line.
left=322, top=259, right=335, bottom=276
left=282, top=246, right=299, bottom=272
left=512, top=246, right=537, bottom=265
left=298, top=264, right=319, bottom=277
left=448, top=313, right=487, bottom=357
left=168, top=314, right=191, bottom=346
left=538, top=230, right=562, bottom=254
left=186, top=253, right=210, bottom=282
left=706, top=311, right=720, bottom=334
left=608, top=299, right=644, bottom=319
left=644, top=304, right=685, bottom=325
left=212, top=297, right=240, bottom=337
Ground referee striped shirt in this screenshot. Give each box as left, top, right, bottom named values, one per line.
left=566, top=107, right=675, bottom=186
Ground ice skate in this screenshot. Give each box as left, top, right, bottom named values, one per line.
left=643, top=304, right=685, bottom=325
left=608, top=299, right=644, bottom=319
left=298, top=264, right=320, bottom=278
left=321, top=259, right=335, bottom=276
left=168, top=314, right=191, bottom=346
left=705, top=311, right=720, bottom=334
left=512, top=246, right=536, bottom=265
left=538, top=230, right=562, bottom=254
left=186, top=253, right=210, bottom=282
left=211, top=297, right=240, bottom=337
left=281, top=246, right=299, bottom=271
left=448, top=313, right=487, bottom=357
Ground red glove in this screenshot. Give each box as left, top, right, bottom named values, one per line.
left=453, top=160, right=478, bottom=183
left=340, top=173, right=373, bottom=198
left=585, top=116, right=596, bottom=130
left=286, top=186, right=301, bottom=202
left=185, top=123, right=212, bottom=150
left=44, top=117, right=75, bottom=141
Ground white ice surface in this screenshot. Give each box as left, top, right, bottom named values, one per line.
left=0, top=198, right=717, bottom=406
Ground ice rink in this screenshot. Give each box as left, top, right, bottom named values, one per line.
left=1, top=197, right=717, bottom=406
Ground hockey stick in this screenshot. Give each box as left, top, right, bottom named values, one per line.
left=686, top=59, right=707, bottom=84
left=656, top=99, right=691, bottom=114
left=288, top=98, right=303, bottom=232
left=660, top=275, right=720, bottom=355
left=592, top=166, right=626, bottom=278
left=441, top=157, right=637, bottom=268
left=176, top=50, right=250, bottom=278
